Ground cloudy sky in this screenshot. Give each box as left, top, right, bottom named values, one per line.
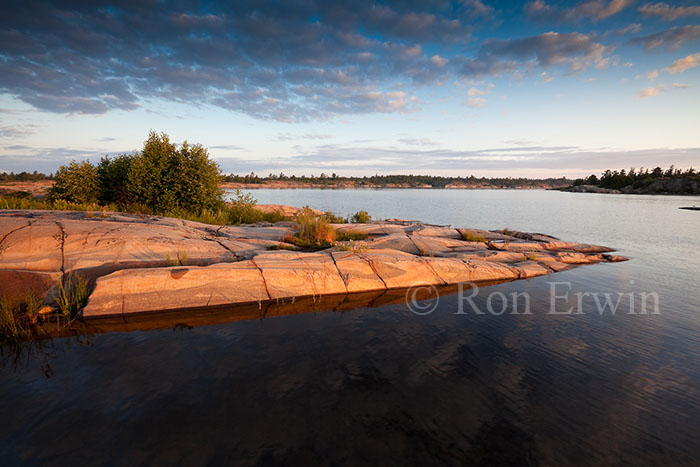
left=1, top=0, right=699, bottom=177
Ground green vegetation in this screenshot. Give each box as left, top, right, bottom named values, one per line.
left=285, top=206, right=337, bottom=250
left=223, top=172, right=573, bottom=189
left=350, top=210, right=371, bottom=223
left=0, top=171, right=54, bottom=182
left=572, top=165, right=699, bottom=192
left=323, top=212, right=348, bottom=223
left=56, top=274, right=90, bottom=319
left=460, top=230, right=486, bottom=242
left=336, top=230, right=369, bottom=242
left=166, top=251, right=188, bottom=266
left=2, top=132, right=288, bottom=226
left=334, top=241, right=368, bottom=253
left=47, top=161, right=100, bottom=204
left=1, top=274, right=90, bottom=344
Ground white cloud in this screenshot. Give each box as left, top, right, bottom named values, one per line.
left=639, top=2, right=700, bottom=20
left=664, top=52, right=700, bottom=74
left=541, top=71, right=554, bottom=82
left=639, top=85, right=664, bottom=98
left=429, top=55, right=448, bottom=67
left=467, top=83, right=494, bottom=96
left=464, top=97, right=487, bottom=108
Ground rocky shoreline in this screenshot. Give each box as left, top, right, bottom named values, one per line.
left=0, top=210, right=626, bottom=318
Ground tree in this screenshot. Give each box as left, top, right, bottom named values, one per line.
left=46, top=160, right=100, bottom=204
left=97, top=154, right=132, bottom=204
left=127, top=131, right=223, bottom=213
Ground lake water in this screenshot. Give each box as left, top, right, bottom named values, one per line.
left=2, top=189, right=699, bottom=466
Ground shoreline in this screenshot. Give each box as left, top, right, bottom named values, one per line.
left=0, top=209, right=626, bottom=325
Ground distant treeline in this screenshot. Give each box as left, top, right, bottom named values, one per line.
left=1, top=171, right=54, bottom=181
left=573, top=165, right=699, bottom=190
left=222, top=172, right=572, bottom=188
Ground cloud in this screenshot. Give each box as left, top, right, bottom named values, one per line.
left=639, top=85, right=664, bottom=98
left=525, top=0, right=634, bottom=23
left=467, top=83, right=495, bottom=96
left=541, top=71, right=555, bottom=82
left=639, top=2, right=700, bottom=20
left=672, top=82, right=689, bottom=88
left=614, top=23, right=642, bottom=36
left=429, top=55, right=449, bottom=67
left=398, top=137, right=440, bottom=146
left=0, top=1, right=501, bottom=120
left=211, top=144, right=700, bottom=177
left=478, top=32, right=612, bottom=73
left=0, top=125, right=36, bottom=139
left=464, top=97, right=487, bottom=108
left=631, top=25, right=700, bottom=50
left=664, top=52, right=700, bottom=73
left=275, top=133, right=334, bottom=141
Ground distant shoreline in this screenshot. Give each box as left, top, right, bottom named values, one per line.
left=220, top=182, right=563, bottom=190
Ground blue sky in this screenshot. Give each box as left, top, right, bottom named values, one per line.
left=1, top=0, right=699, bottom=177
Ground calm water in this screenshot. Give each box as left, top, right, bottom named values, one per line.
left=2, top=190, right=700, bottom=466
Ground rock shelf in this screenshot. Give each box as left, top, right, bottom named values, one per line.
left=0, top=210, right=626, bottom=318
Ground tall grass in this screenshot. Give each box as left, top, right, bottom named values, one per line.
left=0, top=292, right=47, bottom=344
left=460, top=230, right=486, bottom=242
left=56, top=273, right=90, bottom=319
left=287, top=207, right=336, bottom=249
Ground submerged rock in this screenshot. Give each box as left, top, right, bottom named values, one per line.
left=0, top=210, right=626, bottom=317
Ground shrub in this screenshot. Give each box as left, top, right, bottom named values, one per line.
left=351, top=210, right=371, bottom=223
left=47, top=161, right=100, bottom=204
left=323, top=212, right=347, bottom=223
left=460, top=230, right=486, bottom=242
left=127, top=132, right=223, bottom=213
left=291, top=206, right=336, bottom=249
left=227, top=189, right=263, bottom=224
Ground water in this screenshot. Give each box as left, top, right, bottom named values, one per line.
left=2, top=190, right=699, bottom=466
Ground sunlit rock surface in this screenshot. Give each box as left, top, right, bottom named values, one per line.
left=0, top=210, right=626, bottom=317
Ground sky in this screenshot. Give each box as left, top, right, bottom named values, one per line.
left=1, top=0, right=699, bottom=178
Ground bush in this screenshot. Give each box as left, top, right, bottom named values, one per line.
left=460, top=230, right=486, bottom=242
left=47, top=161, right=100, bottom=204
left=351, top=210, right=371, bottom=223
left=323, top=212, right=347, bottom=223
left=128, top=132, right=223, bottom=213
left=290, top=206, right=336, bottom=249
left=227, top=189, right=263, bottom=224
left=97, top=154, right=132, bottom=204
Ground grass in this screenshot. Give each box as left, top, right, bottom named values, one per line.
left=336, top=230, right=369, bottom=242
left=524, top=252, right=538, bottom=261
left=56, top=273, right=90, bottom=319
left=1, top=273, right=91, bottom=344
left=335, top=241, right=368, bottom=253
left=502, top=227, right=514, bottom=236
left=282, top=206, right=337, bottom=250
left=460, top=230, right=487, bottom=242
left=1, top=193, right=289, bottom=226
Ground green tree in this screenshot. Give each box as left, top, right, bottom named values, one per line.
left=46, top=160, right=100, bottom=204
left=97, top=154, right=132, bottom=204
left=127, top=132, right=223, bottom=213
